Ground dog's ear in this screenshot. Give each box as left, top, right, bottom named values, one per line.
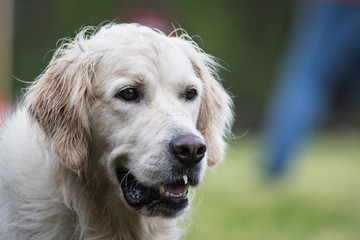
left=194, top=59, right=233, bottom=167
left=174, top=37, right=234, bottom=167
left=27, top=40, right=97, bottom=174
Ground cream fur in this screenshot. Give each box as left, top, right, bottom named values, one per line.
left=0, top=23, right=233, bottom=239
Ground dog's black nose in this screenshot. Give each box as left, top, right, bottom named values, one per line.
left=170, top=135, right=206, bottom=165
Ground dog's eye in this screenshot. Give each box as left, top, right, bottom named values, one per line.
left=185, top=88, right=197, bottom=101
left=116, top=88, right=138, bottom=101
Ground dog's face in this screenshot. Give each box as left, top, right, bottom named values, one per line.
left=27, top=24, right=233, bottom=218
left=91, top=37, right=207, bottom=217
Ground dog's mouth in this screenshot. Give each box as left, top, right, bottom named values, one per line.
left=116, top=167, right=191, bottom=217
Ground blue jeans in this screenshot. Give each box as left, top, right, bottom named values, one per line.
left=261, top=1, right=360, bottom=177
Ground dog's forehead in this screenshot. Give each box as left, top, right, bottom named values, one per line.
left=97, top=35, right=198, bottom=87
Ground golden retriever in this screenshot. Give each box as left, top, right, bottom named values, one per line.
left=0, top=23, right=233, bottom=239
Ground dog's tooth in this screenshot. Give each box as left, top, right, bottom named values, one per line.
left=183, top=175, right=188, bottom=185
left=165, top=191, right=170, bottom=197
left=169, top=193, right=174, bottom=197
left=159, top=185, right=165, bottom=195
left=179, top=193, right=183, bottom=197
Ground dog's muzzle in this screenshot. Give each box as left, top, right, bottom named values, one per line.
left=116, top=134, right=206, bottom=218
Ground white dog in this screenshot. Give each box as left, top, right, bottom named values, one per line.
left=0, top=23, right=233, bottom=240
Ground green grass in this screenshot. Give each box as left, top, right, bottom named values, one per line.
left=185, top=133, right=360, bottom=240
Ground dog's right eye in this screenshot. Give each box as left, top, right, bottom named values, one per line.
left=115, top=88, right=139, bottom=101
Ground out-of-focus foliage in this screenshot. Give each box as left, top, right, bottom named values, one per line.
left=13, top=0, right=296, bottom=131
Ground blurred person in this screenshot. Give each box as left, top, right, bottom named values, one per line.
left=260, top=0, right=360, bottom=177
left=121, top=0, right=174, bottom=34
left=0, top=95, right=11, bottom=128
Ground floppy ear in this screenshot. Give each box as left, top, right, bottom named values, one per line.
left=195, top=60, right=233, bottom=167
left=26, top=39, right=97, bottom=174
left=173, top=36, right=234, bottom=167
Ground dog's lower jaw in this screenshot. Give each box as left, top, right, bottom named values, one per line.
left=66, top=166, right=184, bottom=240
left=83, top=201, right=182, bottom=240
left=88, top=196, right=184, bottom=240
left=116, top=167, right=191, bottom=218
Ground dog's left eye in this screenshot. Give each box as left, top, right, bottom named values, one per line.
left=185, top=88, right=197, bottom=101
left=115, top=88, right=139, bottom=101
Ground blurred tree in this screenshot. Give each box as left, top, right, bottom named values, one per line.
left=0, top=0, right=13, bottom=97
left=0, top=0, right=13, bottom=127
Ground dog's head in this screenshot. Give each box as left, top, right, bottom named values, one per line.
left=27, top=24, right=233, bottom=218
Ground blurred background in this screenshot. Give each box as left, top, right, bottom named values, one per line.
left=1, top=0, right=360, bottom=239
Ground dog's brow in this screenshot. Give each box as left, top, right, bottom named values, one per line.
left=136, top=74, right=145, bottom=83
left=123, top=73, right=145, bottom=85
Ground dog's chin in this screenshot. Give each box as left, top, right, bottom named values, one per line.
left=116, top=167, right=193, bottom=218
